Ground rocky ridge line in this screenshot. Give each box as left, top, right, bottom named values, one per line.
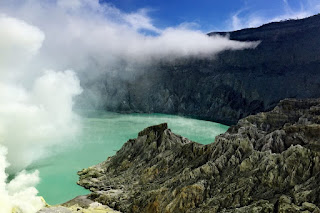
left=76, top=98, right=320, bottom=212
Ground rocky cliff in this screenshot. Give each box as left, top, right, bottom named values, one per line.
left=96, top=14, right=320, bottom=125
left=76, top=98, right=320, bottom=213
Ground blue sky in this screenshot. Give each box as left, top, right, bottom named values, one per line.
left=101, top=0, right=320, bottom=32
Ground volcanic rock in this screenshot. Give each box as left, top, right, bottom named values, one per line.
left=77, top=99, right=320, bottom=212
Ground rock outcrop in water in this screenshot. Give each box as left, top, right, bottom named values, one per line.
left=90, top=14, right=320, bottom=125
left=77, top=98, right=320, bottom=212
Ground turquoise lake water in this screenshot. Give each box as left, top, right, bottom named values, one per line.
left=34, top=111, right=229, bottom=205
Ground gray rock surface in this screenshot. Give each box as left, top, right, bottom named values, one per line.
left=77, top=99, right=320, bottom=212
left=38, top=206, right=72, bottom=213
left=38, top=196, right=120, bottom=213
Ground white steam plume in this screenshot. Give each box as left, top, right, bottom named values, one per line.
left=0, top=11, right=81, bottom=213
left=0, top=146, right=44, bottom=213
left=0, top=0, right=259, bottom=109
left=0, top=0, right=259, bottom=75
left=0, top=14, right=82, bottom=172
left=0, top=0, right=259, bottom=170
left=0, top=14, right=44, bottom=80
left=0, top=70, right=82, bottom=172
left=0, top=1, right=259, bottom=211
left=0, top=0, right=260, bottom=169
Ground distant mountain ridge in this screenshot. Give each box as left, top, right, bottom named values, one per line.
left=96, top=14, right=320, bottom=125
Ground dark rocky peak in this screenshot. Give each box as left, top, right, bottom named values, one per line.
left=137, top=123, right=171, bottom=150
left=78, top=98, right=320, bottom=212
left=138, top=123, right=168, bottom=137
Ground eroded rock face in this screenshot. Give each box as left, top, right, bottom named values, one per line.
left=78, top=99, right=320, bottom=212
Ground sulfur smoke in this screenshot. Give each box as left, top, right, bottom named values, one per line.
left=0, top=15, right=82, bottom=172
left=0, top=0, right=260, bottom=169
left=0, top=0, right=259, bottom=74
left=0, top=0, right=260, bottom=212
left=0, top=146, right=44, bottom=212
left=0, top=0, right=260, bottom=108
left=0, top=14, right=81, bottom=213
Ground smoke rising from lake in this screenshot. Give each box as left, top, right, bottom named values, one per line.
left=0, top=0, right=260, bottom=170
left=0, top=1, right=259, bottom=212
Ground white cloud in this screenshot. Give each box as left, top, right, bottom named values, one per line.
left=57, top=0, right=101, bottom=11
left=124, top=9, right=161, bottom=33
left=230, top=0, right=320, bottom=30
left=57, top=0, right=82, bottom=10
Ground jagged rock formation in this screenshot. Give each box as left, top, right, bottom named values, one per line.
left=77, top=99, right=320, bottom=212
left=88, top=14, right=320, bottom=125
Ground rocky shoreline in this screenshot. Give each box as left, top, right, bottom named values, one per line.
left=41, top=98, right=320, bottom=212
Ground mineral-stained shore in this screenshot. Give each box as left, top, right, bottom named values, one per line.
left=42, top=99, right=320, bottom=212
